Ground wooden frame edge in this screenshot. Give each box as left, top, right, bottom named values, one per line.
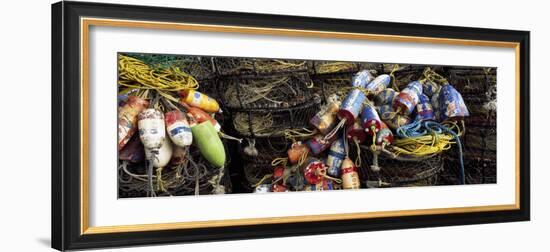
left=77, top=17, right=524, bottom=235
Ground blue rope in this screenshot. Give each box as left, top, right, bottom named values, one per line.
left=424, top=121, right=465, bottom=184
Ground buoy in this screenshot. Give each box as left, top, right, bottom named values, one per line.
left=287, top=142, right=310, bottom=164
left=438, top=84, right=470, bottom=120
left=365, top=74, right=391, bottom=96
left=306, top=134, right=335, bottom=155
left=326, top=135, right=346, bottom=177
left=170, top=146, right=188, bottom=166
left=393, top=81, right=423, bottom=115
left=118, top=135, right=145, bottom=163
left=341, top=158, right=360, bottom=189
left=306, top=180, right=336, bottom=191
left=375, top=121, right=394, bottom=145
left=309, top=100, right=340, bottom=135
left=190, top=120, right=226, bottom=168
left=254, top=184, right=271, bottom=193
left=182, top=103, right=221, bottom=132
left=415, top=94, right=435, bottom=121
left=346, top=120, right=367, bottom=143
left=361, top=104, right=382, bottom=135
left=138, top=108, right=166, bottom=150
left=165, top=110, right=193, bottom=147
left=145, top=136, right=173, bottom=168
left=374, top=88, right=397, bottom=106
left=377, top=105, right=411, bottom=130
left=422, top=80, right=440, bottom=97
left=118, top=96, right=149, bottom=150
left=352, top=70, right=374, bottom=88
left=303, top=160, right=326, bottom=185
left=338, top=89, right=366, bottom=126
left=271, top=184, right=287, bottom=192
left=179, top=89, right=221, bottom=113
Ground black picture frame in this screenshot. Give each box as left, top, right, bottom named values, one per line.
left=52, top=1, right=530, bottom=251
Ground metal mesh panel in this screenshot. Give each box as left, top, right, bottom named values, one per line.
left=214, top=57, right=308, bottom=76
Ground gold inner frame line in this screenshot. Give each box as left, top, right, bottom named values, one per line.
left=80, top=17, right=521, bottom=235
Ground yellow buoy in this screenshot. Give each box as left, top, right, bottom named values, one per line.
left=179, top=89, right=221, bottom=113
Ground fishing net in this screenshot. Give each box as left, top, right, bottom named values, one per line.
left=214, top=57, right=308, bottom=75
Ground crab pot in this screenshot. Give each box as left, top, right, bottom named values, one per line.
left=365, top=74, right=391, bottom=96
left=214, top=57, right=308, bottom=76
left=360, top=151, right=443, bottom=187
left=118, top=142, right=232, bottom=198
left=393, top=81, right=423, bottom=115
left=310, top=61, right=360, bottom=74
left=231, top=97, right=321, bottom=137
left=338, top=89, right=367, bottom=126
left=221, top=73, right=314, bottom=110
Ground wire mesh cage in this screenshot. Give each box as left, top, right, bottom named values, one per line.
left=231, top=95, right=322, bottom=137
left=359, top=150, right=444, bottom=187
left=221, top=72, right=316, bottom=110
left=440, top=67, right=497, bottom=184
left=118, top=143, right=233, bottom=198
left=214, top=57, right=308, bottom=76
left=309, top=61, right=361, bottom=75
left=238, top=137, right=290, bottom=190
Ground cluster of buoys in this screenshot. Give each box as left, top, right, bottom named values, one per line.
left=118, top=88, right=228, bottom=196
left=256, top=68, right=470, bottom=193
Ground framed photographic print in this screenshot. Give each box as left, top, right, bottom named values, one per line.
left=51, top=1, right=530, bottom=251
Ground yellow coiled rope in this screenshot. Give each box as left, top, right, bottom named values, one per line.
left=118, top=55, right=199, bottom=101
left=391, top=133, right=455, bottom=157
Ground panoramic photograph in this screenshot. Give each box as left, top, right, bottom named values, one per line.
left=117, top=53, right=497, bottom=198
